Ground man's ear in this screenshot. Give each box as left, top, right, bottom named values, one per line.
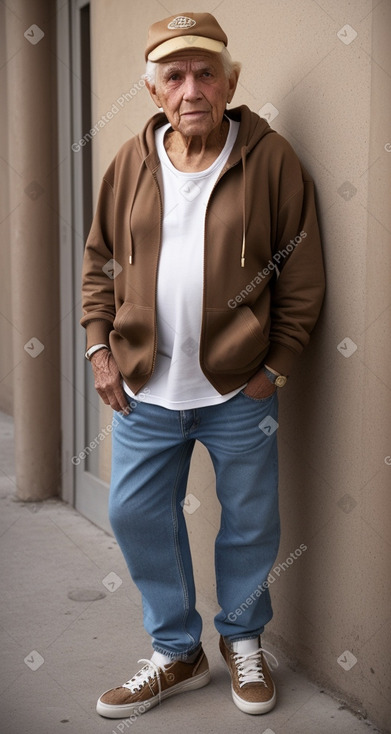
left=145, top=80, right=162, bottom=109
left=227, top=68, right=240, bottom=104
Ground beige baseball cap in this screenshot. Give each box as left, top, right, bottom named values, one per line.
left=145, top=12, right=228, bottom=62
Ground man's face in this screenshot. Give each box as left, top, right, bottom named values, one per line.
left=147, top=50, right=238, bottom=139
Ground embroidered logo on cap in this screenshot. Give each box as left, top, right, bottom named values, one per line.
left=167, top=16, right=196, bottom=30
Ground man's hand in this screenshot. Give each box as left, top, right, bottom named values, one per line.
left=243, top=369, right=276, bottom=400
left=90, top=349, right=130, bottom=413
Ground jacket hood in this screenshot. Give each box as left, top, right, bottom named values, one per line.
left=138, top=104, right=275, bottom=166
left=134, top=105, right=276, bottom=268
left=225, top=104, right=276, bottom=155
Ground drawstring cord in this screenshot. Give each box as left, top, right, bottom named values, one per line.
left=128, top=160, right=145, bottom=265
left=240, top=146, right=248, bottom=267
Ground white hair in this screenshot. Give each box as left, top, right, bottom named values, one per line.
left=144, top=47, right=241, bottom=86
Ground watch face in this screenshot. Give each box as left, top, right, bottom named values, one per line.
left=275, top=375, right=287, bottom=388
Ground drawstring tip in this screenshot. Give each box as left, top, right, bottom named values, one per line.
left=129, top=255, right=133, bottom=265
left=240, top=233, right=246, bottom=268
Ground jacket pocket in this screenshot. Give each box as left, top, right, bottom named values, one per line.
left=202, top=306, right=269, bottom=374
left=111, top=301, right=155, bottom=378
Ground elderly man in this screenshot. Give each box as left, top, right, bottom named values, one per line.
left=81, top=12, right=325, bottom=719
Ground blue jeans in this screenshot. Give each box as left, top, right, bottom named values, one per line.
left=108, top=390, right=280, bottom=661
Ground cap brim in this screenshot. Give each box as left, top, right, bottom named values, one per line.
left=148, top=36, right=225, bottom=61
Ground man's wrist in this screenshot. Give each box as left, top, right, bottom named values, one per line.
left=85, top=344, right=109, bottom=361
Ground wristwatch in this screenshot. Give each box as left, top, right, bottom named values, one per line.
left=263, top=364, right=288, bottom=388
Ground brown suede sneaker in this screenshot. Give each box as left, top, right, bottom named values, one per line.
left=96, top=647, right=210, bottom=718
left=219, top=635, right=277, bottom=715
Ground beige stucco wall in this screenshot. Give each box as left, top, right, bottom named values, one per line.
left=90, top=1, right=391, bottom=729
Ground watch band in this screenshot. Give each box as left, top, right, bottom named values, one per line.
left=85, top=344, right=109, bottom=361
left=263, top=366, right=278, bottom=384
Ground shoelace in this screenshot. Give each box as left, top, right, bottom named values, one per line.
left=122, top=658, right=162, bottom=702
left=234, top=647, right=279, bottom=688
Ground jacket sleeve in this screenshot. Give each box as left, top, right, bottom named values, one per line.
left=266, top=166, right=326, bottom=376
left=80, top=171, right=116, bottom=350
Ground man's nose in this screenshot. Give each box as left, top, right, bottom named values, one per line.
left=182, top=75, right=202, bottom=100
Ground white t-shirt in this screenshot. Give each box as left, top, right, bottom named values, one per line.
left=124, top=118, right=242, bottom=410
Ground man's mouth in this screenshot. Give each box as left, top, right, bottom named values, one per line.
left=181, top=111, right=208, bottom=116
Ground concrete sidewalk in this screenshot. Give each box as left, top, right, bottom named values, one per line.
left=0, top=410, right=383, bottom=734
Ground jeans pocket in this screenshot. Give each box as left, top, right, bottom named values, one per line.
left=239, top=389, right=277, bottom=404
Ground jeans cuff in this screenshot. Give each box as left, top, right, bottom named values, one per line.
left=152, top=642, right=202, bottom=662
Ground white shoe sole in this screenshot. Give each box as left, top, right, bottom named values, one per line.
left=96, top=668, right=211, bottom=719
left=232, top=685, right=276, bottom=715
